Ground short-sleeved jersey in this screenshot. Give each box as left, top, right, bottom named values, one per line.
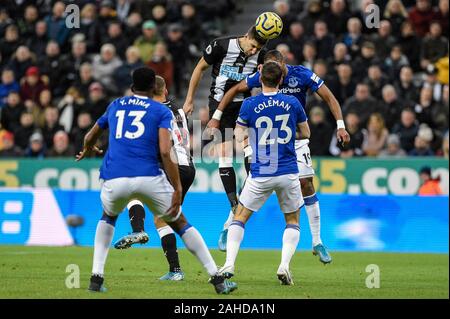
left=245, top=64, right=324, bottom=107
left=203, top=36, right=266, bottom=103
left=237, top=92, right=307, bottom=177
left=97, top=95, right=174, bottom=180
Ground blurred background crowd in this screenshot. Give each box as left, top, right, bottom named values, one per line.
left=0, top=0, right=448, bottom=160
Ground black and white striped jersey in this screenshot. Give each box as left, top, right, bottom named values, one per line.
left=203, top=36, right=266, bottom=103
left=164, top=100, right=193, bottom=167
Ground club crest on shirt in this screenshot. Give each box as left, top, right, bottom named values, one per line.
left=288, top=77, right=299, bottom=88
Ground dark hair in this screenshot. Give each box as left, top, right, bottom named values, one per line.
left=247, top=26, right=267, bottom=46
left=264, top=49, right=284, bottom=63
left=261, top=61, right=283, bottom=88
left=131, top=67, right=156, bottom=92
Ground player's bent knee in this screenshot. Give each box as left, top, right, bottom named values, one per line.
left=101, top=212, right=118, bottom=226
left=300, top=177, right=315, bottom=196
left=154, top=215, right=168, bottom=229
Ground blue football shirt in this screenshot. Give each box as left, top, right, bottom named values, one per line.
left=97, top=95, right=174, bottom=180
left=237, top=92, right=307, bottom=177
left=245, top=64, right=324, bottom=107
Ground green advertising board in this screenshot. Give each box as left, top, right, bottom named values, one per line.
left=0, top=158, right=448, bottom=195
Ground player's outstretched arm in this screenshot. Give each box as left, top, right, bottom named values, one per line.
left=75, top=123, right=104, bottom=161
left=234, top=123, right=248, bottom=143
left=316, top=84, right=350, bottom=146
left=207, top=80, right=250, bottom=129
left=182, top=57, right=210, bottom=115
left=159, top=127, right=182, bottom=218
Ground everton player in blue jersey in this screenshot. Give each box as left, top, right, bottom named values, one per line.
left=219, top=61, right=310, bottom=286
left=76, top=67, right=236, bottom=294
left=208, top=50, right=350, bottom=263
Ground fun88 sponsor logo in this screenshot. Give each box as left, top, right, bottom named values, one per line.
left=0, top=193, right=33, bottom=244
left=219, top=65, right=247, bottom=81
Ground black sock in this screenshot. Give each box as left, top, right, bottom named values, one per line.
left=161, top=233, right=181, bottom=272
left=244, top=155, right=251, bottom=175
left=219, top=167, right=238, bottom=207
left=129, top=204, right=145, bottom=233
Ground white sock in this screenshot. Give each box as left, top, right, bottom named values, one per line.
left=92, top=220, right=115, bottom=276
left=224, top=221, right=245, bottom=268
left=181, top=226, right=218, bottom=276
left=223, top=209, right=235, bottom=230
left=280, top=225, right=300, bottom=270
left=157, top=225, right=174, bottom=238
left=305, top=195, right=322, bottom=247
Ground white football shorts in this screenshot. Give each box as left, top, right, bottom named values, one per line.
left=239, top=173, right=303, bottom=214
left=100, top=172, right=180, bottom=222
left=295, top=139, right=315, bottom=179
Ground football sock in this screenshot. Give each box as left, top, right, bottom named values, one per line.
left=304, top=194, right=322, bottom=247
left=219, top=164, right=238, bottom=208
left=92, top=214, right=117, bottom=276
left=224, top=221, right=245, bottom=268
left=280, top=224, right=300, bottom=270
left=157, top=226, right=181, bottom=272
left=128, top=200, right=145, bottom=233
left=222, top=209, right=235, bottom=230
left=177, top=224, right=218, bottom=276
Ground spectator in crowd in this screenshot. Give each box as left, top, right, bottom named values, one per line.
left=418, top=166, right=443, bottom=195
left=351, top=41, right=378, bottom=82
left=7, top=46, right=35, bottom=80
left=408, top=0, right=437, bottom=37
left=273, top=0, right=297, bottom=38
left=378, top=133, right=407, bottom=157
left=395, top=65, right=420, bottom=103
left=0, top=69, right=20, bottom=108
left=327, top=42, right=351, bottom=76
left=91, top=43, right=123, bottom=94
left=0, top=131, right=23, bottom=157
left=151, top=5, right=169, bottom=37
left=20, top=66, right=49, bottom=110
left=414, top=84, right=446, bottom=129
left=323, top=0, right=351, bottom=37
left=74, top=62, right=95, bottom=98
left=71, top=111, right=93, bottom=153
left=165, top=23, right=190, bottom=98
left=114, top=46, right=145, bottom=94
left=302, top=41, right=317, bottom=69
left=48, top=130, right=75, bottom=157
left=384, top=0, right=409, bottom=37
left=327, top=63, right=356, bottom=105
left=124, top=11, right=143, bottom=41
left=308, top=106, right=333, bottom=156
left=364, top=64, right=390, bottom=100
left=435, top=51, right=449, bottom=85
left=312, top=60, right=330, bottom=83
left=435, top=0, right=449, bottom=37
left=398, top=20, right=422, bottom=71
left=353, top=0, right=377, bottom=35
left=329, top=112, right=365, bottom=158
left=58, top=86, right=86, bottom=133
left=41, top=106, right=65, bottom=149
left=116, top=0, right=136, bottom=23
left=17, top=5, right=39, bottom=41
left=103, top=20, right=129, bottom=59
left=282, top=21, right=305, bottom=64
left=277, top=43, right=297, bottom=65
left=26, top=20, right=49, bottom=58
left=134, top=20, right=160, bottom=64
left=98, top=0, right=118, bottom=39
left=442, top=130, right=449, bottom=158
left=362, top=113, right=389, bottom=156
left=180, top=3, right=203, bottom=51
left=371, top=20, right=396, bottom=60
left=299, top=0, right=324, bottom=35
left=44, top=1, right=70, bottom=50
left=380, top=84, right=405, bottom=130
left=384, top=44, right=410, bottom=81
left=38, top=40, right=71, bottom=97
left=66, top=40, right=91, bottom=84
left=409, top=124, right=434, bottom=156
left=342, top=83, right=378, bottom=127
left=79, top=3, right=101, bottom=53
left=340, top=17, right=365, bottom=58
left=24, top=131, right=46, bottom=158
left=147, top=42, right=174, bottom=91
left=420, top=21, right=448, bottom=69
left=392, top=108, right=420, bottom=152
left=83, top=82, right=109, bottom=122
left=0, top=91, right=24, bottom=133
left=15, top=111, right=36, bottom=150
left=0, top=24, right=21, bottom=63
left=312, top=20, right=335, bottom=60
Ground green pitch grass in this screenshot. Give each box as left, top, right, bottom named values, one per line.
left=0, top=246, right=447, bottom=299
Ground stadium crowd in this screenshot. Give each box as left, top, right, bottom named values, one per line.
left=0, top=0, right=448, bottom=159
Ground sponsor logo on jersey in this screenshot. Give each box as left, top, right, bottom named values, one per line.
left=219, top=65, right=246, bottom=81
left=279, top=87, right=302, bottom=94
